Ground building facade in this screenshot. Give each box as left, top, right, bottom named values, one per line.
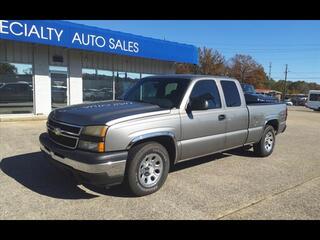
left=0, top=20, right=198, bottom=115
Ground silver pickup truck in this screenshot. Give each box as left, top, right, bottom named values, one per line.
left=39, top=74, right=287, bottom=196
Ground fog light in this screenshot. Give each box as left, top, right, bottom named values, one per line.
left=78, top=140, right=105, bottom=152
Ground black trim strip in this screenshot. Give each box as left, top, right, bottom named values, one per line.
left=79, top=135, right=104, bottom=143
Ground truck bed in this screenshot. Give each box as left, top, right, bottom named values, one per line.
left=245, top=103, right=287, bottom=144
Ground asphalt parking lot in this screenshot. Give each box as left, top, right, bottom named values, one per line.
left=0, top=106, right=319, bottom=220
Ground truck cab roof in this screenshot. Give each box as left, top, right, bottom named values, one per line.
left=144, top=74, right=237, bottom=81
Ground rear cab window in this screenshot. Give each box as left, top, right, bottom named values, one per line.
left=220, top=80, right=242, bottom=107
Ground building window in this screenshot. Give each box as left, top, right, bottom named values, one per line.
left=141, top=73, right=155, bottom=78
left=82, top=68, right=113, bottom=102
left=0, top=62, right=33, bottom=114
left=49, top=66, right=68, bottom=109
left=115, top=72, right=141, bottom=99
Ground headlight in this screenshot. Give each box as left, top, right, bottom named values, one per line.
left=81, top=125, right=108, bottom=137
left=78, top=125, right=108, bottom=152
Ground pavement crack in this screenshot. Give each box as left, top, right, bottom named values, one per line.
left=215, top=175, right=320, bottom=220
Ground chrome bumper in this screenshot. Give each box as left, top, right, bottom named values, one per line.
left=40, top=142, right=127, bottom=177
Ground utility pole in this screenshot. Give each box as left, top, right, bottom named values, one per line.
left=268, top=62, right=272, bottom=80
left=283, top=64, right=288, bottom=101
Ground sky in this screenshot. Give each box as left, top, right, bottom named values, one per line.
left=70, top=20, right=320, bottom=83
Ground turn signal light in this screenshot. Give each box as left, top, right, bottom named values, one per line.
left=97, top=142, right=105, bottom=153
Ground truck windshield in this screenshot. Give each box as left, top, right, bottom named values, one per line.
left=309, top=93, right=320, bottom=101
left=123, top=78, right=191, bottom=109
left=241, top=84, right=256, bottom=94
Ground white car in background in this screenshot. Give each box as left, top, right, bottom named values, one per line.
left=284, top=99, right=293, bottom=106
left=306, top=90, right=320, bottom=111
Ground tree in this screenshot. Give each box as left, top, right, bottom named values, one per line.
left=198, top=47, right=226, bottom=75
left=0, top=63, right=17, bottom=74
left=199, top=47, right=225, bottom=75
left=227, top=54, right=267, bottom=85
left=176, top=47, right=226, bottom=75
left=175, top=63, right=198, bottom=74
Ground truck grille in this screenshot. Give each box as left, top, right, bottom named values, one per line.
left=48, top=118, right=81, bottom=135
left=47, top=118, right=82, bottom=149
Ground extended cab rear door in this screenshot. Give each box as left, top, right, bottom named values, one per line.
left=219, top=79, right=249, bottom=149
left=179, top=79, right=226, bottom=161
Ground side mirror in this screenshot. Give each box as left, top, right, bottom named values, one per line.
left=188, top=98, right=209, bottom=111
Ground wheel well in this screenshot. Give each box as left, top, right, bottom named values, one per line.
left=129, top=136, right=176, bottom=167
left=266, top=119, right=279, bottom=133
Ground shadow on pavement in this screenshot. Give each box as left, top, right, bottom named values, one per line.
left=0, top=152, right=98, bottom=200
left=171, top=152, right=230, bottom=172
left=0, top=148, right=256, bottom=199
left=171, top=148, right=257, bottom=172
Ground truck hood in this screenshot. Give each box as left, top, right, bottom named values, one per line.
left=49, top=100, right=168, bottom=126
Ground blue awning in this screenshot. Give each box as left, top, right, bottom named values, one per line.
left=0, top=20, right=198, bottom=64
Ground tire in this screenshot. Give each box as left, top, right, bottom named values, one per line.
left=125, top=142, right=170, bottom=196
left=253, top=125, right=276, bottom=157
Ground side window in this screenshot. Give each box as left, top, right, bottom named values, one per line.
left=221, top=81, right=241, bottom=107
left=310, top=94, right=320, bottom=101
left=190, top=80, right=221, bottom=109
left=165, top=83, right=178, bottom=96
left=142, top=81, right=157, bottom=98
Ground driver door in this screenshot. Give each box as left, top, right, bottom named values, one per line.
left=180, top=80, right=227, bottom=161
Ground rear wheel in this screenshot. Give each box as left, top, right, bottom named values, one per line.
left=125, top=142, right=170, bottom=196
left=253, top=125, right=276, bottom=157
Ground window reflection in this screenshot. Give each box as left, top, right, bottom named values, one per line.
left=0, top=62, right=33, bottom=114
left=115, top=72, right=140, bottom=99
left=141, top=73, right=155, bottom=78
left=83, top=68, right=114, bottom=102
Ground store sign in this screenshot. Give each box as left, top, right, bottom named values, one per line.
left=0, top=20, right=198, bottom=64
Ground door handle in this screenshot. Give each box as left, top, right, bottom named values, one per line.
left=218, top=114, right=226, bottom=121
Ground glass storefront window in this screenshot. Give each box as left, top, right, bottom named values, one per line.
left=49, top=66, right=68, bottom=109
left=96, top=70, right=113, bottom=100
left=141, top=73, right=155, bottom=78
left=0, top=62, right=33, bottom=114
left=82, top=68, right=114, bottom=102
left=115, top=72, right=141, bottom=99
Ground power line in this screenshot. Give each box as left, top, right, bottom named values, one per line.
left=268, top=62, right=272, bottom=80
left=283, top=64, right=288, bottom=100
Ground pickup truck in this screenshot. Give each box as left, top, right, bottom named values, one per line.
left=39, top=74, right=287, bottom=196
left=241, top=83, right=279, bottom=104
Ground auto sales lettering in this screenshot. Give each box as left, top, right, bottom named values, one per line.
left=72, top=32, right=139, bottom=53
left=0, top=20, right=139, bottom=54
left=0, top=20, right=64, bottom=41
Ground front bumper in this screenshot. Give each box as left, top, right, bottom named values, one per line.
left=39, top=133, right=128, bottom=187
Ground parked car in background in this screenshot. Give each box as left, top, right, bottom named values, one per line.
left=241, top=83, right=279, bottom=104
left=52, top=86, right=67, bottom=103
left=40, top=75, right=287, bottom=196
left=0, top=82, right=33, bottom=103
left=284, top=99, right=293, bottom=106
left=306, top=90, right=320, bottom=111
left=98, top=88, right=113, bottom=100
left=291, top=96, right=307, bottom=106
left=83, top=89, right=102, bottom=101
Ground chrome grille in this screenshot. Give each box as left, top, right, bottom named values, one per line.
left=47, top=118, right=82, bottom=149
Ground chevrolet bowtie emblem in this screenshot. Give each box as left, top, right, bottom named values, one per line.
left=53, top=128, right=62, bottom=136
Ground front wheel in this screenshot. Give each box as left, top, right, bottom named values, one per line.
left=125, top=142, right=170, bottom=196
left=253, top=125, right=276, bottom=157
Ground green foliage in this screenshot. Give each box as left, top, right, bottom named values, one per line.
left=0, top=63, right=17, bottom=74
left=267, top=79, right=320, bottom=94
